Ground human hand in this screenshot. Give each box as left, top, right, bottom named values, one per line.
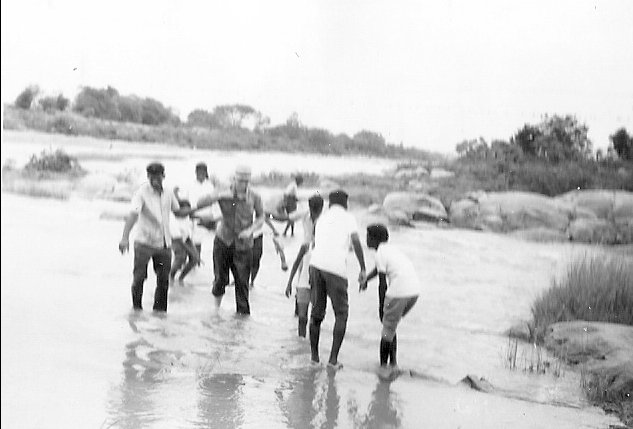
left=118, top=238, right=129, bottom=254
left=358, top=270, right=367, bottom=291
left=285, top=283, right=292, bottom=298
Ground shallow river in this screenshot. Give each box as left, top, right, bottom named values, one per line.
left=0, top=132, right=623, bottom=428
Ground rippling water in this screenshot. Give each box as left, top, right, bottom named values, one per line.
left=0, top=132, right=623, bottom=428
left=1, top=193, right=622, bottom=429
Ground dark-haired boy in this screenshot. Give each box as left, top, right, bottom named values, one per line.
left=285, top=194, right=324, bottom=337
left=362, top=223, right=420, bottom=373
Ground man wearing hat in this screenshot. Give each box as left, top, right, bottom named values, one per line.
left=196, top=165, right=264, bottom=315
left=118, top=162, right=193, bottom=311
left=308, top=189, right=367, bottom=367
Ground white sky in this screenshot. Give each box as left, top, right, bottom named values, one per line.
left=2, top=0, right=632, bottom=153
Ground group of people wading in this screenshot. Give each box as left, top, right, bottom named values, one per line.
left=119, top=161, right=420, bottom=372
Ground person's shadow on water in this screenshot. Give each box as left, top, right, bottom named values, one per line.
left=348, top=378, right=401, bottom=429
left=281, top=366, right=340, bottom=429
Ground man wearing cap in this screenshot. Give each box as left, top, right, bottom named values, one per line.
left=176, top=162, right=218, bottom=278
left=308, top=189, right=367, bottom=367
left=196, top=165, right=264, bottom=315
left=118, top=162, right=193, bottom=311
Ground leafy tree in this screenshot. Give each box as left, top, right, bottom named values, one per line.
left=117, top=96, right=143, bottom=123
left=511, top=115, right=592, bottom=162
left=353, top=130, right=386, bottom=155
left=39, top=94, right=69, bottom=112
left=610, top=128, right=632, bottom=161
left=73, top=86, right=120, bottom=120
left=213, top=104, right=257, bottom=128
left=187, top=109, right=221, bottom=128
left=15, top=85, right=40, bottom=109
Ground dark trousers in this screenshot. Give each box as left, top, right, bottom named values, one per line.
left=132, top=242, right=172, bottom=311
left=212, top=236, right=252, bottom=314
left=250, top=235, right=263, bottom=283
left=309, top=267, right=349, bottom=329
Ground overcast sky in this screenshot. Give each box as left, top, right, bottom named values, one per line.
left=2, top=0, right=632, bottom=153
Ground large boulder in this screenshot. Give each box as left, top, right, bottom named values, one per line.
left=449, top=191, right=573, bottom=232
left=556, top=190, right=633, bottom=221
left=429, top=168, right=455, bottom=179
left=382, top=192, right=448, bottom=223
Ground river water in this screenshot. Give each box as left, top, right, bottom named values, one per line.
left=0, top=132, right=623, bottom=428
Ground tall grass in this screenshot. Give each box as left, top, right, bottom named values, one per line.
left=530, top=253, right=633, bottom=342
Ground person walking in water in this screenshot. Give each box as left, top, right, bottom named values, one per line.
left=196, top=165, right=264, bottom=315
left=169, top=200, right=200, bottom=284
left=362, top=223, right=420, bottom=377
left=286, top=194, right=324, bottom=337
left=308, top=190, right=366, bottom=367
left=118, top=162, right=192, bottom=312
left=176, top=162, right=218, bottom=275
left=282, top=174, right=304, bottom=237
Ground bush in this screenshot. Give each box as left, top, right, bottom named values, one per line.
left=39, top=94, right=69, bottom=112
left=15, top=86, right=39, bottom=109
left=530, top=253, right=633, bottom=341
left=24, top=149, right=84, bottom=175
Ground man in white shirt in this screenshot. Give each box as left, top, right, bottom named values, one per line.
left=118, top=162, right=193, bottom=312
left=362, top=223, right=420, bottom=371
left=178, top=163, right=217, bottom=267
left=309, top=190, right=366, bottom=367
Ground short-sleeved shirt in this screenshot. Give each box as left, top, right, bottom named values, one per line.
left=215, top=188, right=263, bottom=250
left=375, top=242, right=421, bottom=298
left=284, top=181, right=298, bottom=197
left=169, top=214, right=193, bottom=241
left=253, top=193, right=288, bottom=237
left=182, top=179, right=215, bottom=244
left=293, top=213, right=318, bottom=289
left=130, top=183, right=180, bottom=248
left=310, top=205, right=358, bottom=279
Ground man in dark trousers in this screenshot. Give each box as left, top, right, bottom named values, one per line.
left=118, top=162, right=192, bottom=312
left=196, top=165, right=263, bottom=315
left=308, top=190, right=366, bottom=367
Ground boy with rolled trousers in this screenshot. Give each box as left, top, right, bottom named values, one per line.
left=361, top=223, right=420, bottom=374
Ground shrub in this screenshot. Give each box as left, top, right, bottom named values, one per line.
left=24, top=149, right=84, bottom=175
left=530, top=253, right=633, bottom=342
left=15, top=85, right=40, bottom=109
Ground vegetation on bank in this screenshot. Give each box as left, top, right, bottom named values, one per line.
left=530, top=253, right=633, bottom=343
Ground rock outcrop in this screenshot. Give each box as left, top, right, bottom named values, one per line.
left=382, top=192, right=448, bottom=224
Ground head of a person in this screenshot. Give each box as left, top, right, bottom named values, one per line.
left=146, top=162, right=165, bottom=192
left=308, top=194, right=324, bottom=221
left=366, top=223, right=389, bottom=250
left=283, top=193, right=298, bottom=214
left=295, top=174, right=304, bottom=186
left=328, top=189, right=348, bottom=209
left=233, top=164, right=251, bottom=195
left=195, top=162, right=209, bottom=183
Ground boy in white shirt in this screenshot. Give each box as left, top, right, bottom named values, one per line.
left=169, top=200, right=200, bottom=283
left=285, top=194, right=324, bottom=337
left=362, top=223, right=420, bottom=372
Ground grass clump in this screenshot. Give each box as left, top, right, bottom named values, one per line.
left=530, top=253, right=633, bottom=342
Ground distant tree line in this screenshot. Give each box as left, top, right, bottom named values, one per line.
left=455, top=114, right=632, bottom=163
left=11, top=84, right=435, bottom=159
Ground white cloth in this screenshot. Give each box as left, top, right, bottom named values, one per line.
left=130, top=183, right=179, bottom=248
left=284, top=181, right=298, bottom=196
left=375, top=242, right=421, bottom=298
left=294, top=214, right=317, bottom=289
left=310, top=205, right=358, bottom=278
left=182, top=179, right=215, bottom=244
left=169, top=214, right=193, bottom=240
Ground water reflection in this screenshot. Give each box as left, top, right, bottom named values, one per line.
left=358, top=380, right=401, bottom=429
left=106, top=313, right=166, bottom=428
left=196, top=374, right=245, bottom=429
left=282, top=366, right=340, bottom=429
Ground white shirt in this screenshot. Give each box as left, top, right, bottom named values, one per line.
left=375, top=242, right=421, bottom=298
left=294, top=213, right=318, bottom=289
left=169, top=213, right=193, bottom=240
left=130, top=183, right=179, bottom=248
left=284, top=181, right=298, bottom=197
left=310, top=205, right=358, bottom=278
left=182, top=179, right=215, bottom=244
